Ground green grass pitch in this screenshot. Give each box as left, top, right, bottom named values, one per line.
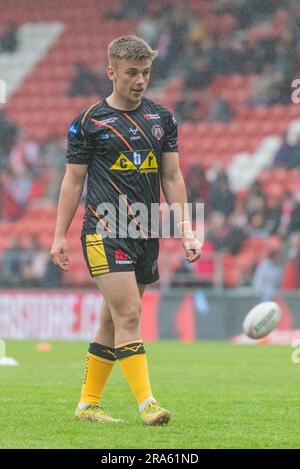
left=0, top=340, right=299, bottom=449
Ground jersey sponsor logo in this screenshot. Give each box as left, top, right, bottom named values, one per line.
left=152, top=124, right=164, bottom=140
left=68, top=123, right=79, bottom=137
left=144, top=113, right=160, bottom=120
left=93, top=117, right=118, bottom=127
left=99, top=130, right=118, bottom=140
left=130, top=136, right=141, bottom=141
left=110, top=154, right=137, bottom=171
left=100, top=117, right=118, bottom=125
left=129, top=127, right=141, bottom=141
left=110, top=150, right=158, bottom=173
left=172, top=115, right=177, bottom=125
left=115, top=249, right=133, bottom=264
left=129, top=127, right=140, bottom=135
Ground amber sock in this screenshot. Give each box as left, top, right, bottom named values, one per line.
left=79, top=342, right=116, bottom=405
left=115, top=340, right=154, bottom=407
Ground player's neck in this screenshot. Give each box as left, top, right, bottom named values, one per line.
left=106, top=94, right=142, bottom=111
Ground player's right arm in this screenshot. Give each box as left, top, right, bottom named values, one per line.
left=50, top=110, right=94, bottom=271
left=50, top=164, right=88, bottom=271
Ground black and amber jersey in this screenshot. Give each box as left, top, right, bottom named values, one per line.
left=66, top=97, right=178, bottom=237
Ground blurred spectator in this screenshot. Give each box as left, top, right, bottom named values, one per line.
left=178, top=40, right=201, bottom=76
left=206, top=39, right=245, bottom=76
left=247, top=212, right=269, bottom=238
left=287, top=134, right=300, bottom=169
left=264, top=196, right=282, bottom=235
left=292, top=168, right=300, bottom=199
left=1, top=165, right=34, bottom=220
left=248, top=64, right=282, bottom=107
left=93, top=64, right=113, bottom=98
left=277, top=191, right=294, bottom=237
left=273, top=35, right=297, bottom=77
left=287, top=199, right=300, bottom=235
left=207, top=212, right=244, bottom=254
left=165, top=1, right=191, bottom=72
left=273, top=132, right=293, bottom=167
left=207, top=95, right=233, bottom=123
left=230, top=201, right=248, bottom=229
left=188, top=17, right=208, bottom=47
left=226, top=212, right=247, bottom=255
left=21, top=235, right=49, bottom=287
left=41, top=136, right=66, bottom=202
left=43, top=165, right=64, bottom=203
left=68, top=62, right=99, bottom=97
left=245, top=187, right=267, bottom=217
left=185, top=164, right=211, bottom=216
left=0, top=21, right=18, bottom=53
left=210, top=173, right=235, bottom=216
left=137, top=11, right=160, bottom=48
left=9, top=128, right=41, bottom=174
left=41, top=136, right=66, bottom=171
left=152, top=22, right=172, bottom=80
left=245, top=184, right=267, bottom=223
left=105, top=0, right=150, bottom=19
left=1, top=238, right=25, bottom=287
left=184, top=58, right=213, bottom=90
left=0, top=108, right=18, bottom=157
left=282, top=232, right=300, bottom=289
left=175, top=90, right=199, bottom=123
left=252, top=249, right=283, bottom=300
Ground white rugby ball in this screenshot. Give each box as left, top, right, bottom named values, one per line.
left=243, top=301, right=281, bottom=339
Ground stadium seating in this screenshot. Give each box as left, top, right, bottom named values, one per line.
left=1, top=0, right=299, bottom=288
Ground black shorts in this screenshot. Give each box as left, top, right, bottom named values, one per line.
left=81, top=234, right=159, bottom=285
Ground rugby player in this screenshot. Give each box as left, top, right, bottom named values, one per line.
left=50, top=35, right=202, bottom=425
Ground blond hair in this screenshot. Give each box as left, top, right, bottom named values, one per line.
left=108, top=35, right=158, bottom=66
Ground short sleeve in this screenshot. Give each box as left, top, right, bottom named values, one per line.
left=65, top=113, right=94, bottom=165
left=162, top=113, right=178, bottom=153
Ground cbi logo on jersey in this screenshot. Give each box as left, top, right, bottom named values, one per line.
left=110, top=150, right=158, bottom=173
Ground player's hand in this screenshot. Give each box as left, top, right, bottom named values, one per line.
left=50, top=237, right=69, bottom=271
left=182, top=233, right=203, bottom=263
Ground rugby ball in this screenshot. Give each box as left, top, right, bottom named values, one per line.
left=243, top=301, right=281, bottom=339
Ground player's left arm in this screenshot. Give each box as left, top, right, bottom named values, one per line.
left=160, top=152, right=202, bottom=263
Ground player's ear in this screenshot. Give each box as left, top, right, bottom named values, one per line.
left=106, top=65, right=115, bottom=82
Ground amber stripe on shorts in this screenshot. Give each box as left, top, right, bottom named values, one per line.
left=86, top=234, right=110, bottom=274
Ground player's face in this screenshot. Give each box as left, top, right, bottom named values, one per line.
left=109, top=59, right=152, bottom=105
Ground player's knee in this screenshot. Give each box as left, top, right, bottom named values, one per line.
left=100, top=315, right=115, bottom=334
left=123, top=312, right=140, bottom=331
left=116, top=302, right=141, bottom=331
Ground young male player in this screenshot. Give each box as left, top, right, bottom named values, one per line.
left=50, top=36, right=202, bottom=426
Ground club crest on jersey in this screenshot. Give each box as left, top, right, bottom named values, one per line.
left=110, top=149, right=158, bottom=173
left=152, top=124, right=163, bottom=140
